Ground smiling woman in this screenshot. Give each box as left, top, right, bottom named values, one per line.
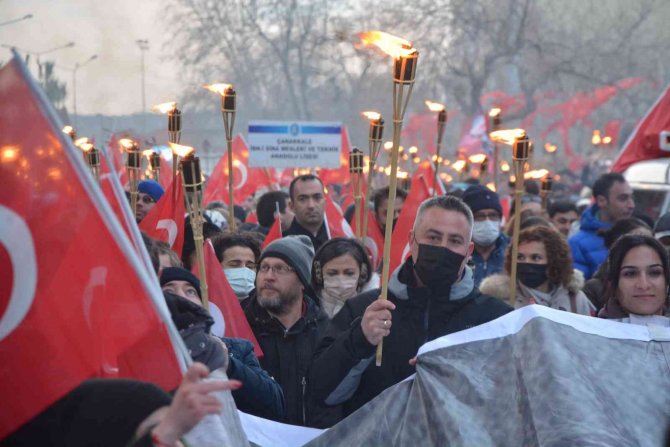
left=599, top=234, right=670, bottom=325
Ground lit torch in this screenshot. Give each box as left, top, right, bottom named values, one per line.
left=490, top=128, right=531, bottom=307
left=143, top=148, right=162, bottom=183
left=171, top=142, right=210, bottom=310
left=152, top=101, right=180, bottom=193
left=426, top=100, right=447, bottom=195
left=62, top=125, right=76, bottom=142
left=544, top=142, right=558, bottom=172
left=349, top=147, right=365, bottom=239
left=204, top=83, right=237, bottom=232
left=121, top=138, right=142, bottom=218
left=361, top=110, right=385, bottom=239
left=489, top=108, right=502, bottom=191
left=78, top=140, right=100, bottom=183
left=540, top=173, right=553, bottom=211
left=359, top=30, right=418, bottom=366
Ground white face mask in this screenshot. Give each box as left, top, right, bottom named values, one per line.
left=472, top=219, right=501, bottom=246
left=320, top=276, right=359, bottom=318
left=224, top=267, right=256, bottom=300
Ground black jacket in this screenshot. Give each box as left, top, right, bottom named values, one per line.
left=164, top=292, right=285, bottom=420
left=242, top=294, right=339, bottom=427
left=283, top=218, right=329, bottom=252
left=310, top=259, right=512, bottom=418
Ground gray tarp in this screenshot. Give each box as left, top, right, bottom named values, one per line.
left=306, top=306, right=670, bottom=446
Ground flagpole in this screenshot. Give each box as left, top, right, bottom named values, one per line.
left=362, top=112, right=384, bottom=241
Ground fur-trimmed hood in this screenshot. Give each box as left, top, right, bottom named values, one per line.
left=480, top=269, right=585, bottom=301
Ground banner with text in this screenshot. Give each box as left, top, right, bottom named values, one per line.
left=248, top=121, right=342, bottom=168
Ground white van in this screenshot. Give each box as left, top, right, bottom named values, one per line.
left=624, top=158, right=670, bottom=221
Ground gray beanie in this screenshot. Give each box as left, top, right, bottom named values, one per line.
left=259, top=235, right=315, bottom=288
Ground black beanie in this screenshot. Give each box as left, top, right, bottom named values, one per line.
left=462, top=184, right=502, bottom=215
left=160, top=267, right=202, bottom=300
left=259, top=235, right=315, bottom=289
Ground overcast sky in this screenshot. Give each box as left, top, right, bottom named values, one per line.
left=1, top=0, right=182, bottom=115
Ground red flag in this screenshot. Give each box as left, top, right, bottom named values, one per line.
left=0, top=55, right=182, bottom=438
left=325, top=195, right=354, bottom=239
left=203, top=135, right=274, bottom=206
left=246, top=211, right=259, bottom=224
left=158, top=153, right=173, bottom=190
left=196, top=241, right=264, bottom=357
left=612, top=84, right=670, bottom=172
left=350, top=210, right=384, bottom=270
left=388, top=163, right=433, bottom=273
left=139, top=174, right=186, bottom=257
left=262, top=215, right=283, bottom=249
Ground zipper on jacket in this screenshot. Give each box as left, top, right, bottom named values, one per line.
left=301, top=376, right=307, bottom=425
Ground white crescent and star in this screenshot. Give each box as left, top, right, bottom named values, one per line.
left=0, top=205, right=37, bottom=341
left=156, top=219, right=178, bottom=247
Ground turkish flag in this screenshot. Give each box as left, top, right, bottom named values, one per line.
left=262, top=215, right=282, bottom=250
left=203, top=135, right=275, bottom=206
left=158, top=152, right=173, bottom=190
left=350, top=210, right=384, bottom=270
left=196, top=241, right=263, bottom=358
left=388, top=164, right=433, bottom=273
left=612, top=83, right=670, bottom=172
left=325, top=195, right=354, bottom=239
left=139, top=173, right=186, bottom=257
left=0, top=55, right=183, bottom=438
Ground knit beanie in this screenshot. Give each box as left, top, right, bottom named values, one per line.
left=462, top=184, right=502, bottom=215
left=655, top=212, right=670, bottom=240
left=160, top=267, right=202, bottom=300
left=259, top=235, right=315, bottom=289
left=138, top=179, right=165, bottom=202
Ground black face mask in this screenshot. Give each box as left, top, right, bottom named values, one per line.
left=413, top=244, right=465, bottom=290
left=517, top=263, right=548, bottom=289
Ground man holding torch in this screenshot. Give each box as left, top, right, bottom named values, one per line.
left=310, top=196, right=512, bottom=419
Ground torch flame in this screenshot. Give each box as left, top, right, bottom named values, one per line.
left=592, top=130, right=602, bottom=145
left=79, top=142, right=94, bottom=153
left=142, top=149, right=156, bottom=158
left=544, top=143, right=558, bottom=153
left=119, top=138, right=138, bottom=150
left=468, top=154, right=487, bottom=164
left=358, top=31, right=416, bottom=59
left=361, top=111, right=381, bottom=121
left=62, top=125, right=75, bottom=135
left=74, top=137, right=90, bottom=147
left=152, top=101, right=177, bottom=114
left=169, top=142, right=195, bottom=158
left=452, top=159, right=467, bottom=172
left=501, top=161, right=511, bottom=172
left=490, top=129, right=526, bottom=145
left=602, top=136, right=612, bottom=144
left=486, top=182, right=497, bottom=192
left=203, top=83, right=233, bottom=96
left=425, top=100, right=445, bottom=112
left=525, top=169, right=550, bottom=180
left=488, top=107, right=501, bottom=118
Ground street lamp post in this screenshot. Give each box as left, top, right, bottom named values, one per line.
left=136, top=39, right=149, bottom=133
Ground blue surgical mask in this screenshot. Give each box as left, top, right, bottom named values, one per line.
left=224, top=267, right=256, bottom=299
left=472, top=219, right=500, bottom=246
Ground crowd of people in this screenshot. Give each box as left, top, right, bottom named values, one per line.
left=7, top=170, right=670, bottom=446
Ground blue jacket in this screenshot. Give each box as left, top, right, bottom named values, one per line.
left=471, top=233, right=510, bottom=288
left=568, top=204, right=611, bottom=280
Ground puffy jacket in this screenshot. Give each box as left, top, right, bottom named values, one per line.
left=164, top=292, right=285, bottom=420
left=471, top=233, right=510, bottom=288
left=309, top=259, right=512, bottom=419
left=242, top=294, right=339, bottom=427
left=568, top=205, right=610, bottom=279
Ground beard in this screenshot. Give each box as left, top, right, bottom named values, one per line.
left=258, top=287, right=301, bottom=316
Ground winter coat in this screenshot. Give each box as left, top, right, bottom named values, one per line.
left=568, top=205, right=611, bottom=279
left=309, top=259, right=512, bottom=420
left=479, top=270, right=595, bottom=316
left=582, top=260, right=608, bottom=311
left=283, top=218, right=329, bottom=252
left=164, top=292, right=285, bottom=420
left=242, top=294, right=339, bottom=427
left=471, top=233, right=510, bottom=288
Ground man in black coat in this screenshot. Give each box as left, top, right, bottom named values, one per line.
left=310, top=195, right=513, bottom=418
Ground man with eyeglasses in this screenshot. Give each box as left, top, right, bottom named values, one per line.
left=135, top=179, right=164, bottom=223
left=242, top=235, right=336, bottom=427
left=462, top=185, right=509, bottom=288
left=283, top=174, right=329, bottom=251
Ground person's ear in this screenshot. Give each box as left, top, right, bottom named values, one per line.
left=595, top=194, right=608, bottom=209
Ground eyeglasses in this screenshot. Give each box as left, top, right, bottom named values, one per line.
left=138, top=194, right=156, bottom=205
left=473, top=211, right=502, bottom=222
left=258, top=263, right=295, bottom=275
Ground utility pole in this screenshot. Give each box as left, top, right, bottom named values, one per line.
left=136, top=39, right=149, bottom=133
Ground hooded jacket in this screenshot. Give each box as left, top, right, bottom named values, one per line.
left=242, top=294, right=337, bottom=427
left=568, top=204, right=611, bottom=279
left=479, top=270, right=594, bottom=316
left=309, top=258, right=512, bottom=419
left=164, top=292, right=285, bottom=420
